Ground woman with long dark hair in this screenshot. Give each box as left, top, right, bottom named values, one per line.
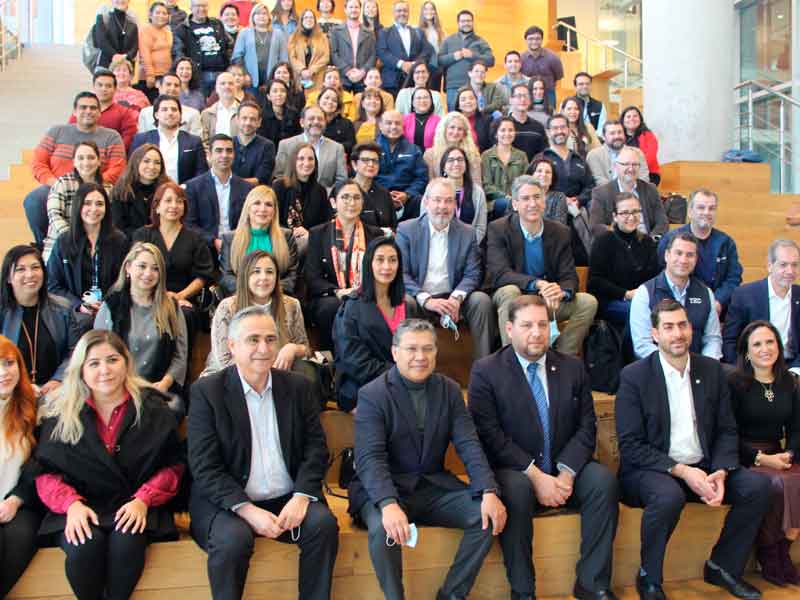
left=273, top=143, right=333, bottom=255
left=353, top=86, right=384, bottom=144
left=333, top=236, right=409, bottom=412
left=528, top=76, right=551, bottom=127
left=173, top=56, right=205, bottom=112
left=481, top=117, right=528, bottom=218
left=288, top=9, right=330, bottom=91
left=271, top=0, right=299, bottom=35
left=35, top=329, right=184, bottom=600
left=729, top=320, right=800, bottom=586
left=0, top=335, right=40, bottom=597
left=0, top=246, right=79, bottom=398
left=47, top=183, right=130, bottom=318
left=317, top=85, right=356, bottom=156
left=454, top=87, right=492, bottom=152
left=620, top=105, right=660, bottom=185
left=395, top=60, right=445, bottom=116
left=417, top=1, right=445, bottom=90
left=257, top=78, right=302, bottom=148
left=560, top=95, right=600, bottom=159
left=402, top=87, right=440, bottom=151
left=267, top=61, right=306, bottom=111
left=44, top=141, right=106, bottom=262
left=110, top=144, right=170, bottom=239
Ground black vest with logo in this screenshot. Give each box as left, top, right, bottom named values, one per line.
left=584, top=96, right=604, bottom=131
left=644, top=273, right=711, bottom=354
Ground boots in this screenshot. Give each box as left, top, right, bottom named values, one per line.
left=757, top=542, right=787, bottom=586
left=779, top=538, right=800, bottom=585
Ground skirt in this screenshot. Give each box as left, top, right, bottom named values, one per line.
left=747, top=439, right=800, bottom=545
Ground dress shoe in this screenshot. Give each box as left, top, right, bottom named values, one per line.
left=779, top=538, right=800, bottom=585
left=510, top=594, right=535, bottom=600
left=635, top=573, right=667, bottom=600
left=703, top=561, right=762, bottom=599
left=573, top=581, right=619, bottom=600
left=435, top=591, right=465, bottom=600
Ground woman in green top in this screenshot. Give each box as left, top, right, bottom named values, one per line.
left=219, top=185, right=298, bottom=297
left=481, top=117, right=529, bottom=219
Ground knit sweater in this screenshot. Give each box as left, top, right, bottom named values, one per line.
left=31, top=124, right=125, bottom=185
left=138, top=24, right=174, bottom=79
left=588, top=225, right=660, bottom=304
left=68, top=102, right=138, bottom=150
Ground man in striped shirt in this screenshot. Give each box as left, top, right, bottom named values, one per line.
left=24, top=91, right=126, bottom=247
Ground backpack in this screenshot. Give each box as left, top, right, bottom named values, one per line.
left=583, top=320, right=623, bottom=393
left=81, top=14, right=109, bottom=73
left=662, top=193, right=688, bottom=224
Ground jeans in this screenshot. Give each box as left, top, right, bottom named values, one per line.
left=24, top=184, right=50, bottom=246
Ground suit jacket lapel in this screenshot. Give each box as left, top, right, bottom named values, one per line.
left=508, top=215, right=525, bottom=271
left=447, top=223, right=458, bottom=290
left=688, top=359, right=708, bottom=458
left=80, top=406, right=127, bottom=484
left=504, top=348, right=544, bottom=441
left=207, top=173, right=220, bottom=227
left=544, top=350, right=562, bottom=445
left=225, top=367, right=253, bottom=464
left=418, top=217, right=430, bottom=285
left=387, top=369, right=422, bottom=456
left=790, top=285, right=800, bottom=356
left=651, top=353, right=672, bottom=450
left=271, top=371, right=293, bottom=472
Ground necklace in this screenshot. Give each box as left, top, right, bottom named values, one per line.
left=113, top=11, right=127, bottom=36
left=759, top=381, right=775, bottom=403
left=20, top=305, right=40, bottom=381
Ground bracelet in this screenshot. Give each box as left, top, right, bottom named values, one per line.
left=754, top=451, right=763, bottom=467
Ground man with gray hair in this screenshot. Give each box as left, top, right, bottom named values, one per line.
left=187, top=306, right=339, bottom=600
left=585, top=120, right=649, bottom=186
left=486, top=175, right=598, bottom=354
left=396, top=177, right=495, bottom=359
left=723, top=239, right=800, bottom=372
left=348, top=318, right=507, bottom=600
left=658, top=188, right=743, bottom=314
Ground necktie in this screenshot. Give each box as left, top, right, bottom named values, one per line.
left=527, top=362, right=551, bottom=474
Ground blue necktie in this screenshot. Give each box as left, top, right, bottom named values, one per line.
left=527, top=362, right=552, bottom=474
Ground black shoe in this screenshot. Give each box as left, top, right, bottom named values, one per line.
left=510, top=593, right=535, bottom=600
left=635, top=574, right=667, bottom=600
left=436, top=591, right=465, bottom=600
left=573, top=581, right=619, bottom=600
left=703, top=562, right=762, bottom=599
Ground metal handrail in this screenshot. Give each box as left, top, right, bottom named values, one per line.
left=0, top=0, right=22, bottom=72
left=552, top=20, right=642, bottom=89
left=734, top=79, right=797, bottom=193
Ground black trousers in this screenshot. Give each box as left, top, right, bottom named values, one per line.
left=58, top=525, right=148, bottom=600
left=620, top=467, right=771, bottom=584
left=359, top=482, right=494, bottom=600
left=495, top=462, right=619, bottom=596
left=312, top=296, right=341, bottom=352
left=0, top=507, right=40, bottom=597
left=198, top=495, right=339, bottom=600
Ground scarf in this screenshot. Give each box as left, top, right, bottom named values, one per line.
left=246, top=228, right=273, bottom=254
left=330, top=218, right=366, bottom=289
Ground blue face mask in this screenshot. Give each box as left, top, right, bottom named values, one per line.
left=549, top=319, right=560, bottom=345
left=440, top=313, right=460, bottom=341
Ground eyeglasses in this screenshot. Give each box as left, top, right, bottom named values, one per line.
left=338, top=193, right=363, bottom=203
left=616, top=209, right=642, bottom=218
left=616, top=162, right=639, bottom=169
left=445, top=156, right=466, bottom=164
left=512, top=94, right=530, bottom=99
left=358, top=157, right=380, bottom=165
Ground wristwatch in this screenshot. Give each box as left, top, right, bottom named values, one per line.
left=754, top=451, right=763, bottom=467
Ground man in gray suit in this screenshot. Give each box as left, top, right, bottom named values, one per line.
left=588, top=146, right=668, bottom=239
left=396, top=178, right=496, bottom=359
left=329, top=0, right=378, bottom=93
left=273, top=105, right=347, bottom=190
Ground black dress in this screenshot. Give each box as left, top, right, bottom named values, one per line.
left=111, top=181, right=159, bottom=240
left=273, top=178, right=333, bottom=230
left=258, top=101, right=302, bottom=148
left=132, top=226, right=216, bottom=295
left=324, top=115, right=356, bottom=156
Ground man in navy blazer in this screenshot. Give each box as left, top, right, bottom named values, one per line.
left=468, top=295, right=619, bottom=600
left=377, top=1, right=433, bottom=96
left=396, top=177, right=495, bottom=359
left=348, top=319, right=506, bottom=600
left=616, top=299, right=769, bottom=600
left=129, top=94, right=208, bottom=184
left=184, top=133, right=254, bottom=252
left=723, top=239, right=800, bottom=369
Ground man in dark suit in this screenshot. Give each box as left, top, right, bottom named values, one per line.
left=329, top=0, right=378, bottom=93
left=486, top=175, right=597, bottom=355
left=589, top=147, right=668, bottom=239
left=376, top=0, right=433, bottom=97
left=723, top=239, right=800, bottom=369
left=469, top=295, right=619, bottom=600
left=188, top=305, right=338, bottom=600
left=396, top=178, right=495, bottom=359
left=348, top=318, right=507, bottom=600
left=232, top=101, right=276, bottom=186
left=616, top=298, right=770, bottom=600
left=129, top=94, right=208, bottom=184
left=184, top=133, right=254, bottom=253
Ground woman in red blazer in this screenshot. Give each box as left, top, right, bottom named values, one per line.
left=621, top=105, right=660, bottom=186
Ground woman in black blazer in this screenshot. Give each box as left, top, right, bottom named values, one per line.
left=333, top=236, right=409, bottom=412
left=305, top=180, right=384, bottom=351
left=47, top=183, right=130, bottom=319
left=110, top=144, right=170, bottom=240
left=35, top=329, right=184, bottom=600
left=258, top=78, right=303, bottom=148
left=454, top=87, right=493, bottom=153
left=318, top=85, right=357, bottom=156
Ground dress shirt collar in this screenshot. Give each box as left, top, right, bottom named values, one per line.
left=211, top=169, right=232, bottom=188
left=395, top=22, right=409, bottom=32
left=768, top=276, right=791, bottom=301
left=617, top=177, right=638, bottom=196
left=519, top=218, right=544, bottom=242
left=664, top=272, right=688, bottom=299
left=428, top=219, right=450, bottom=238
left=659, top=350, right=691, bottom=382
left=237, top=367, right=273, bottom=400
left=515, top=351, right=547, bottom=379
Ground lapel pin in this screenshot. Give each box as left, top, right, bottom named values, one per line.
left=551, top=366, right=556, bottom=371
left=695, top=379, right=700, bottom=384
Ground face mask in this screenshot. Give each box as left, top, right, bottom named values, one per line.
left=549, top=319, right=560, bottom=345
left=440, top=313, right=460, bottom=341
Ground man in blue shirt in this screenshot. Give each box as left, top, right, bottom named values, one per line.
left=657, top=188, right=742, bottom=314
left=630, top=231, right=723, bottom=359
left=232, top=101, right=275, bottom=186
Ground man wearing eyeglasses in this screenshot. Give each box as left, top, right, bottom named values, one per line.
left=585, top=120, right=649, bottom=187
left=589, top=146, right=668, bottom=239
left=507, top=83, right=547, bottom=162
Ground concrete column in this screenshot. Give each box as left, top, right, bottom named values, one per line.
left=642, top=1, right=736, bottom=163
left=792, top=3, right=799, bottom=193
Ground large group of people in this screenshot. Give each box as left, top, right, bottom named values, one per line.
left=3, top=1, right=798, bottom=600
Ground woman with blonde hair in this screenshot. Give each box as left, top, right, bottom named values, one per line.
left=0, top=335, right=40, bottom=597
left=417, top=1, right=445, bottom=90
left=231, top=1, right=290, bottom=93
left=423, top=111, right=483, bottom=184
left=219, top=185, right=299, bottom=297
left=205, top=250, right=311, bottom=379
left=35, top=329, right=184, bottom=600
left=94, top=242, right=188, bottom=396
left=288, top=9, right=330, bottom=91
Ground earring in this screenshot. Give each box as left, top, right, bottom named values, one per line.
left=745, top=354, right=751, bottom=362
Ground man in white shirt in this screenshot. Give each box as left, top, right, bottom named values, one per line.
left=395, top=177, right=495, bottom=359
left=137, top=73, right=202, bottom=137
left=615, top=298, right=770, bottom=600
left=187, top=305, right=338, bottom=600
left=200, top=71, right=240, bottom=151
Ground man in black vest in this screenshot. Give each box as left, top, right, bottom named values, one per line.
left=629, top=232, right=723, bottom=360
left=573, top=72, right=606, bottom=134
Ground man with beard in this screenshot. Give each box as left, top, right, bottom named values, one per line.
left=537, top=114, right=594, bottom=209
left=589, top=145, right=667, bottom=238
left=629, top=232, right=722, bottom=360
left=658, top=189, right=742, bottom=314
left=586, top=120, right=649, bottom=186
left=396, top=178, right=495, bottom=359
left=438, top=10, right=495, bottom=110
left=616, top=298, right=769, bottom=600
left=232, top=101, right=275, bottom=185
